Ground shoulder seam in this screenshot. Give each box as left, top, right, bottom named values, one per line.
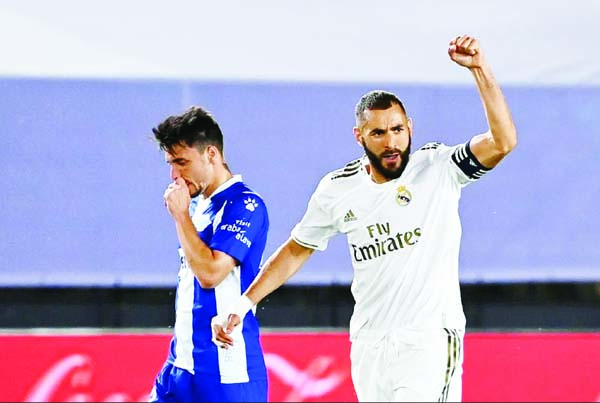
left=417, top=141, right=441, bottom=151
left=331, top=170, right=359, bottom=180
left=330, top=158, right=362, bottom=180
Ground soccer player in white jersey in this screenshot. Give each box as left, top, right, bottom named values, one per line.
left=149, top=106, right=269, bottom=402
left=213, top=35, right=517, bottom=401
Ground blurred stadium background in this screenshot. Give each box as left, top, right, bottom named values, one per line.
left=1, top=1, right=599, bottom=401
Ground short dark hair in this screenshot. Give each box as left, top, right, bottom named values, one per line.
left=354, top=90, right=407, bottom=123
left=152, top=106, right=224, bottom=154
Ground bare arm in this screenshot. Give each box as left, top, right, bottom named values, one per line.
left=165, top=178, right=237, bottom=288
left=212, top=238, right=315, bottom=347
left=246, top=237, right=315, bottom=304
left=449, top=35, right=517, bottom=168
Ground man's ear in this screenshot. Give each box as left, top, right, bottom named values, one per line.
left=353, top=127, right=362, bottom=146
left=206, top=145, right=219, bottom=162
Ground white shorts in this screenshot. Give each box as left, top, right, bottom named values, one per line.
left=350, top=328, right=464, bottom=402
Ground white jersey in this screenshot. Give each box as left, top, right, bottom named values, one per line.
left=291, top=141, right=490, bottom=340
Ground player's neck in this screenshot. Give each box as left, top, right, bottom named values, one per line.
left=204, top=166, right=234, bottom=198
left=366, top=164, right=394, bottom=184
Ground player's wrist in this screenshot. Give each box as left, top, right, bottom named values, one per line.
left=229, top=295, right=254, bottom=320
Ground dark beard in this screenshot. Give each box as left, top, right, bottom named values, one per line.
left=362, top=137, right=411, bottom=180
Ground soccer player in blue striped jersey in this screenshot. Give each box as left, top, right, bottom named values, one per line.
left=149, top=106, right=269, bottom=402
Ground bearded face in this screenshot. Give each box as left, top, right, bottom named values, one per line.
left=355, top=104, right=413, bottom=182
left=361, top=136, right=411, bottom=180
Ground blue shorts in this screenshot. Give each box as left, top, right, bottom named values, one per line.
left=149, top=362, right=268, bottom=402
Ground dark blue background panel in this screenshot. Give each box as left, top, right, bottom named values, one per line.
left=1, top=79, right=598, bottom=286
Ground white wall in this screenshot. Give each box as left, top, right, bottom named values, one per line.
left=1, top=0, right=598, bottom=85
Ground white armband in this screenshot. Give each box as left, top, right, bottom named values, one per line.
left=211, top=295, right=255, bottom=348
left=228, top=295, right=254, bottom=320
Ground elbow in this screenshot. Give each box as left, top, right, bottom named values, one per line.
left=196, top=274, right=222, bottom=289
left=198, top=278, right=219, bottom=289
left=499, top=138, right=517, bottom=156
left=496, top=128, right=518, bottom=156
left=187, top=262, right=223, bottom=289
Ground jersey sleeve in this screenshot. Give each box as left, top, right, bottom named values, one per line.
left=209, top=194, right=268, bottom=264
left=447, top=141, right=491, bottom=186
left=290, top=179, right=340, bottom=251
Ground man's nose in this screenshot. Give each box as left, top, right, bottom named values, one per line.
left=383, top=131, right=396, bottom=149
left=170, top=166, right=180, bottom=181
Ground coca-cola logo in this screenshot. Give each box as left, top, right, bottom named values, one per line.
left=24, top=354, right=150, bottom=402
left=23, top=353, right=348, bottom=402
left=264, top=353, right=348, bottom=402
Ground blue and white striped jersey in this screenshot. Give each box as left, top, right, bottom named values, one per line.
left=166, top=175, right=269, bottom=384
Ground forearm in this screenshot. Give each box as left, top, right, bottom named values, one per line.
left=471, top=64, right=517, bottom=153
left=245, top=238, right=314, bottom=305
left=173, top=213, right=221, bottom=282
left=211, top=239, right=313, bottom=347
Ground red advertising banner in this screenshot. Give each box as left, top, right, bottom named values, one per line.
left=0, top=331, right=598, bottom=402
left=260, top=332, right=356, bottom=402
left=462, top=332, right=600, bottom=402
left=0, top=334, right=166, bottom=402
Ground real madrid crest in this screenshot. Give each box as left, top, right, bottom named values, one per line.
left=395, top=185, right=412, bottom=206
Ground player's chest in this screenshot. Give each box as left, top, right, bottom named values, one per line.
left=335, top=180, right=430, bottom=242
left=190, top=198, right=225, bottom=236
